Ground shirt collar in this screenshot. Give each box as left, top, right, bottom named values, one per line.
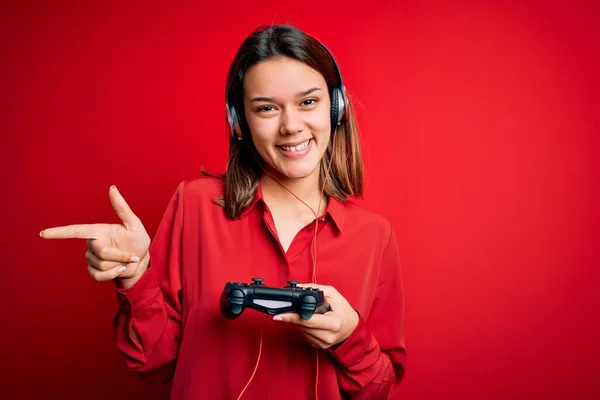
left=240, top=184, right=345, bottom=234
left=325, top=196, right=345, bottom=234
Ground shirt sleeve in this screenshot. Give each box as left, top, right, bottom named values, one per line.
left=328, top=224, right=407, bottom=399
left=112, top=182, right=186, bottom=383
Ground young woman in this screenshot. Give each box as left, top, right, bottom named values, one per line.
left=41, top=24, right=407, bottom=399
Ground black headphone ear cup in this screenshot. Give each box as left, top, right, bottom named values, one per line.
left=330, top=88, right=340, bottom=130
left=235, top=106, right=247, bottom=139
left=228, top=105, right=244, bottom=140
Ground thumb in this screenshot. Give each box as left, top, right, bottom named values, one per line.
left=109, top=185, right=141, bottom=229
left=298, top=283, right=339, bottom=310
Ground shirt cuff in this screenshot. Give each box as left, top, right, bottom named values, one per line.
left=328, top=314, right=375, bottom=369
left=113, top=261, right=161, bottom=312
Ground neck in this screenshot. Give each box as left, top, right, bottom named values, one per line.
left=260, top=169, right=327, bottom=216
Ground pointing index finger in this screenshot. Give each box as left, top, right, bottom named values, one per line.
left=40, top=224, right=106, bottom=240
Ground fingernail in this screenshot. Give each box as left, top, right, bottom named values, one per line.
left=117, top=266, right=126, bottom=273
left=273, top=316, right=283, bottom=321
left=110, top=185, right=116, bottom=190
left=130, top=256, right=140, bottom=262
left=39, top=230, right=44, bottom=237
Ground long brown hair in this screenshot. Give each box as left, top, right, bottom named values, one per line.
left=205, top=24, right=363, bottom=219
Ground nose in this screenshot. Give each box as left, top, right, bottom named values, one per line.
left=279, top=107, right=304, bottom=135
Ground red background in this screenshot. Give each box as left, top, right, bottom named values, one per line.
left=1, top=1, right=599, bottom=399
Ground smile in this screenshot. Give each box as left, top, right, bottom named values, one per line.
left=277, top=139, right=311, bottom=152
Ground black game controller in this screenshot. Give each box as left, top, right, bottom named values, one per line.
left=219, top=278, right=330, bottom=320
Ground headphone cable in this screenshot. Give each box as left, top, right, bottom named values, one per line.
left=237, top=127, right=339, bottom=400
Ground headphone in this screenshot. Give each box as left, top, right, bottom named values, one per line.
left=226, top=42, right=348, bottom=141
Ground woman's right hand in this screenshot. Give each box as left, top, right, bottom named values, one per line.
left=40, top=185, right=151, bottom=289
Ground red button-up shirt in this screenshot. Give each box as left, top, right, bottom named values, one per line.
left=113, top=176, right=406, bottom=399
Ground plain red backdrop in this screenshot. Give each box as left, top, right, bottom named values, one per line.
left=1, top=1, right=599, bottom=399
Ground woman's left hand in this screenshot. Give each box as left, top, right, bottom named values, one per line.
left=273, top=283, right=359, bottom=349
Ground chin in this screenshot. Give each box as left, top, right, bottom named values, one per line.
left=261, top=147, right=324, bottom=181
left=277, top=163, right=320, bottom=181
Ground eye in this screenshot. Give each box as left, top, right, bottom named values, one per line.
left=301, top=98, right=318, bottom=106
left=257, top=105, right=276, bottom=112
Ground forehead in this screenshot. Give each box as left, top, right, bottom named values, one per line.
left=243, top=57, right=326, bottom=98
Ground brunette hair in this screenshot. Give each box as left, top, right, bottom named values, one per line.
left=205, top=24, right=363, bottom=219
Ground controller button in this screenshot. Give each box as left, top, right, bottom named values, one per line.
left=287, top=280, right=299, bottom=288
left=252, top=277, right=264, bottom=285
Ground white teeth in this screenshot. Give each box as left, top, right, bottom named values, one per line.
left=280, top=139, right=310, bottom=152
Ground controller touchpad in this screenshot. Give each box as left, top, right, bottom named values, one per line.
left=253, top=299, right=292, bottom=309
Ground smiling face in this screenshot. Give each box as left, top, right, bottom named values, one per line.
left=242, top=56, right=331, bottom=183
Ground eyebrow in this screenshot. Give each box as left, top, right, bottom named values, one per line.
left=249, top=87, right=322, bottom=103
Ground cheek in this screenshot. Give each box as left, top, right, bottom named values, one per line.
left=308, top=106, right=331, bottom=134
left=311, top=112, right=332, bottom=153
left=247, top=119, right=278, bottom=147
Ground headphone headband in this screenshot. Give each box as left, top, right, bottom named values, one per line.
left=318, top=42, right=347, bottom=109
